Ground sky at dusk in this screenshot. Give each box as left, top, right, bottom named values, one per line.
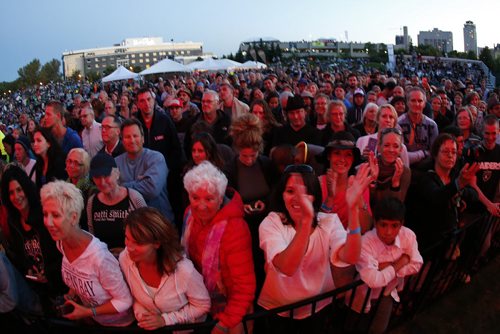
left=1, top=0, right=498, bottom=82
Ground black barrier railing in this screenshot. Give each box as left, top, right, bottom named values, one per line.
left=2, top=214, right=498, bottom=333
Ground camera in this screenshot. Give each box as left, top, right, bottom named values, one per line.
left=462, top=139, right=484, bottom=164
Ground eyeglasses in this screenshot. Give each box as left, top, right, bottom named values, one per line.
left=439, top=149, right=457, bottom=156
left=66, top=159, right=84, bottom=167
left=381, top=127, right=402, bottom=136
left=284, top=164, right=314, bottom=174
left=102, top=125, right=118, bottom=131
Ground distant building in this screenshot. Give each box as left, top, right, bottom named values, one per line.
left=493, top=44, right=500, bottom=59
left=239, top=37, right=385, bottom=60
left=463, top=21, right=478, bottom=55
left=62, top=37, right=203, bottom=79
left=417, top=28, right=453, bottom=53
left=395, top=26, right=411, bottom=51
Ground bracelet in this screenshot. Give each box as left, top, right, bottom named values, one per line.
left=347, top=226, right=361, bottom=235
left=215, top=322, right=229, bottom=333
left=321, top=202, right=333, bottom=212
left=91, top=307, right=97, bottom=317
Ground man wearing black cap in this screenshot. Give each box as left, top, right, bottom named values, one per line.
left=177, top=87, right=200, bottom=118
left=347, top=89, right=367, bottom=126
left=272, top=95, right=322, bottom=147
left=14, top=135, right=36, bottom=181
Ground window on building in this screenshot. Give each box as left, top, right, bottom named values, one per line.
left=139, top=59, right=143, bottom=63
left=131, top=54, right=136, bottom=58
left=153, top=58, right=157, bottom=62
left=131, top=60, right=136, bottom=64
left=153, top=52, right=157, bottom=56
left=145, top=53, right=149, bottom=57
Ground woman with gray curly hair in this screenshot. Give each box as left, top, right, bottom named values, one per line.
left=41, top=180, right=134, bottom=327
left=182, top=161, right=255, bottom=334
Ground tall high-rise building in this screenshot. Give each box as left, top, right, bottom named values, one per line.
left=395, top=26, right=411, bottom=51
left=418, top=28, right=453, bottom=53
left=464, top=21, right=477, bottom=55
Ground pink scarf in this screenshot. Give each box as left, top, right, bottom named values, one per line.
left=182, top=209, right=228, bottom=315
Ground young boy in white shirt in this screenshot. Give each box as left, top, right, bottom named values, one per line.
left=348, top=197, right=423, bottom=334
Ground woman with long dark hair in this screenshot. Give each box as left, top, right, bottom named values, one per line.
left=257, top=163, right=371, bottom=333
left=0, top=164, right=65, bottom=312
left=32, top=127, right=67, bottom=189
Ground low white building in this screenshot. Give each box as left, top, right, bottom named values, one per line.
left=62, top=37, right=203, bottom=78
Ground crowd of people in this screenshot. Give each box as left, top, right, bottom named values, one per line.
left=0, top=61, right=499, bottom=334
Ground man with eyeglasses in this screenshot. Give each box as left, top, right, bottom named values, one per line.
left=79, top=102, right=103, bottom=159
left=184, top=90, right=232, bottom=156
left=398, top=87, right=438, bottom=168
left=99, top=115, right=124, bottom=157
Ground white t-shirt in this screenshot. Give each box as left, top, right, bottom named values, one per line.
left=258, top=212, right=349, bottom=319
left=119, top=249, right=211, bottom=325
left=58, top=235, right=134, bottom=327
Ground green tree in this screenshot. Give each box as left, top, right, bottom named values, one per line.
left=132, top=66, right=143, bottom=73
left=493, top=57, right=500, bottom=86
left=414, top=44, right=441, bottom=57
left=234, top=50, right=244, bottom=63
left=0, top=79, right=21, bottom=94
left=70, top=70, right=82, bottom=82
left=479, top=47, right=494, bottom=70
left=466, top=50, right=477, bottom=60
left=103, top=65, right=115, bottom=76
left=17, top=59, right=41, bottom=86
left=40, top=58, right=61, bottom=83
left=86, top=71, right=101, bottom=82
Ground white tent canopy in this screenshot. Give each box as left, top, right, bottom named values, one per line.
left=187, top=58, right=242, bottom=71
left=139, top=58, right=191, bottom=75
left=101, top=65, right=139, bottom=82
left=239, top=60, right=267, bottom=70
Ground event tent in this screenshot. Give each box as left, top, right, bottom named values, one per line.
left=139, top=58, right=191, bottom=75
left=187, top=58, right=241, bottom=71
left=101, top=65, right=139, bottom=82
left=239, top=60, right=267, bottom=69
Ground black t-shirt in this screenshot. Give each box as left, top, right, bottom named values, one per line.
left=90, top=192, right=132, bottom=249
left=477, top=144, right=500, bottom=202
left=23, top=228, right=47, bottom=282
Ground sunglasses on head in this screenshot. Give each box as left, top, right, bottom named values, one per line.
left=284, top=164, right=314, bottom=174
left=381, top=127, right=402, bottom=136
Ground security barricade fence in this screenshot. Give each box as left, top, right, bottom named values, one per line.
left=1, top=213, right=498, bottom=334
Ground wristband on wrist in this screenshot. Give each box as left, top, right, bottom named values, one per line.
left=321, top=202, right=333, bottom=212
left=215, top=322, right=229, bottom=333
left=347, top=226, right=361, bottom=235
left=91, top=307, right=97, bottom=317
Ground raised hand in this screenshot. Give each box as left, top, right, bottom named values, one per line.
left=367, top=151, right=379, bottom=182
left=292, top=176, right=314, bottom=230
left=326, top=168, right=338, bottom=198
left=346, top=163, right=373, bottom=209
left=458, top=162, right=480, bottom=188
left=392, top=157, right=404, bottom=187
